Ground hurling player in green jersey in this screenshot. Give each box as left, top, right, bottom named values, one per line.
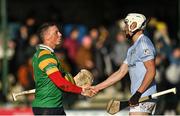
left=32, top=23, right=95, bottom=115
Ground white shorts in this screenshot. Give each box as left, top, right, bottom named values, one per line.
left=130, top=102, right=156, bottom=114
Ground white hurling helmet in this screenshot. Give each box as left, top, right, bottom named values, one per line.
left=124, top=13, right=146, bottom=32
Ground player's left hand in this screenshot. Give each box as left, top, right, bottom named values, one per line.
left=129, top=91, right=142, bottom=106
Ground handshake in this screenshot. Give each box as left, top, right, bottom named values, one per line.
left=12, top=69, right=99, bottom=101
left=81, top=86, right=98, bottom=97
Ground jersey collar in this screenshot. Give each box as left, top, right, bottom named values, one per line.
left=38, top=44, right=54, bottom=53
left=134, top=34, right=144, bottom=46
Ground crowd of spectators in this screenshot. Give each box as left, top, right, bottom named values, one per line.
left=0, top=16, right=179, bottom=114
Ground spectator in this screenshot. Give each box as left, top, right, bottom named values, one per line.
left=164, top=47, right=180, bottom=115
left=75, top=36, right=94, bottom=70
left=63, top=27, right=80, bottom=75
left=110, top=31, right=130, bottom=93
left=25, top=34, right=39, bottom=58
left=17, top=57, right=34, bottom=90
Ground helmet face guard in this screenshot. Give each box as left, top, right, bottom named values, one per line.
left=124, top=13, right=146, bottom=33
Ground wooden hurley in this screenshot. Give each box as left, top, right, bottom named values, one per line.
left=106, top=88, right=176, bottom=115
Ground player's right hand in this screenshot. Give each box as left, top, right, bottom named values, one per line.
left=129, top=91, right=142, bottom=106
left=81, top=87, right=97, bottom=97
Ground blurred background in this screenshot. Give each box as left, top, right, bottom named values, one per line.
left=0, top=0, right=180, bottom=115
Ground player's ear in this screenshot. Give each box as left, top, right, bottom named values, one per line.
left=130, top=22, right=137, bottom=31
left=44, top=31, right=51, bottom=41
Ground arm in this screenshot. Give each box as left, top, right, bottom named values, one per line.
left=48, top=71, right=82, bottom=94
left=137, top=59, right=156, bottom=93
left=95, top=63, right=128, bottom=91
left=38, top=54, right=82, bottom=94
left=49, top=70, right=96, bottom=97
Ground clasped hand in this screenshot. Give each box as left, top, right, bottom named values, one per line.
left=81, top=86, right=99, bottom=97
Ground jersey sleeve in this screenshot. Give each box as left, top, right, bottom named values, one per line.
left=123, top=51, right=129, bottom=64
left=48, top=71, right=82, bottom=94
left=38, top=54, right=58, bottom=75
left=123, top=58, right=128, bottom=64
left=139, top=40, right=155, bottom=62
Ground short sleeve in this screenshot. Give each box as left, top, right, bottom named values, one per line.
left=123, top=58, right=128, bottom=64
left=139, top=37, right=156, bottom=62
left=139, top=47, right=155, bottom=62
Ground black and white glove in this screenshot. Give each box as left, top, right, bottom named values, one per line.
left=129, top=91, right=142, bottom=106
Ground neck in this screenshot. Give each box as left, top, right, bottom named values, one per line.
left=43, top=42, right=55, bottom=49
left=132, top=31, right=143, bottom=43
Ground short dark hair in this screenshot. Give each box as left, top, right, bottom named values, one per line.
left=37, top=22, right=56, bottom=42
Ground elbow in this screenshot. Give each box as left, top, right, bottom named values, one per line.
left=147, top=69, right=156, bottom=79
left=153, top=70, right=156, bottom=78
left=151, top=71, right=156, bottom=80
left=151, top=67, right=156, bottom=79
left=59, top=84, right=68, bottom=91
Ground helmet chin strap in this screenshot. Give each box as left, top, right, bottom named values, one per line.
left=127, top=29, right=140, bottom=39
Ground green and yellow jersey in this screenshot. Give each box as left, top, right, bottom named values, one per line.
left=32, top=44, right=74, bottom=108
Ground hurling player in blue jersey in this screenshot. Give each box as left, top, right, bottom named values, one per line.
left=91, top=13, right=157, bottom=115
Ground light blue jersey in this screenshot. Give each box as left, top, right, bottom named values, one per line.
left=124, top=34, right=157, bottom=97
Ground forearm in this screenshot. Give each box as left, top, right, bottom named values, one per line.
left=138, top=71, right=155, bottom=93
left=49, top=71, right=82, bottom=94
left=95, top=71, right=120, bottom=90
left=138, top=60, right=156, bottom=93
left=95, top=63, right=128, bottom=91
